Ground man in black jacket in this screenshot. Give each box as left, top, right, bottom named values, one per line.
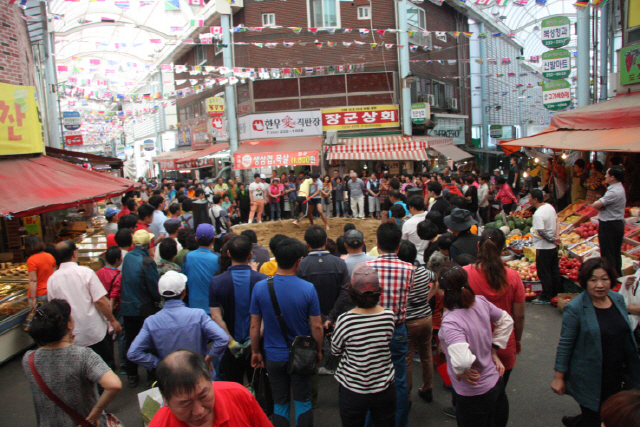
left=297, top=225, right=349, bottom=375
left=445, top=208, right=481, bottom=262
left=427, top=181, right=450, bottom=217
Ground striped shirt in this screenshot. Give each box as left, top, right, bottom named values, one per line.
left=331, top=309, right=396, bottom=394
left=406, top=266, right=434, bottom=321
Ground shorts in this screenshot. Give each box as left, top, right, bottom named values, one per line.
left=308, top=198, right=322, bottom=206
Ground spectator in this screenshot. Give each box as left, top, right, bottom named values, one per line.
left=204, top=179, right=215, bottom=203
left=157, top=238, right=181, bottom=277
left=427, top=181, right=450, bottom=217
left=336, top=236, right=348, bottom=259
left=135, top=203, right=157, bottom=258
left=601, top=390, right=640, bottom=427
left=215, top=233, right=238, bottom=274
left=402, top=196, right=428, bottom=264
left=210, top=235, right=268, bottom=384
left=209, top=194, right=231, bottom=253
left=426, top=210, right=447, bottom=235
left=585, top=160, right=606, bottom=203
left=446, top=208, right=481, bottom=261
left=120, top=229, right=161, bottom=387
left=571, top=159, right=589, bottom=203
left=366, top=172, right=381, bottom=220
left=391, top=204, right=408, bottom=227
left=128, top=271, right=229, bottom=379
left=397, top=241, right=436, bottom=405
left=552, top=258, right=640, bottom=426
left=331, top=264, right=396, bottom=427
left=237, top=183, right=251, bottom=224
left=248, top=174, right=267, bottom=224
left=285, top=177, right=298, bottom=220
left=478, top=174, right=491, bottom=225
left=343, top=229, right=376, bottom=277
left=381, top=177, right=402, bottom=223
left=227, top=178, right=239, bottom=205
left=47, top=241, right=121, bottom=369
left=259, top=234, right=288, bottom=277
left=25, top=235, right=56, bottom=309
left=529, top=189, right=562, bottom=305
left=269, top=177, right=283, bottom=221
left=250, top=237, right=323, bottom=427
left=178, top=198, right=193, bottom=228
left=297, top=226, right=350, bottom=375
left=168, top=203, right=181, bottom=220
left=148, top=195, right=168, bottom=244
left=495, top=177, right=518, bottom=214
left=154, top=218, right=182, bottom=262
left=348, top=172, right=366, bottom=220
left=23, top=299, right=122, bottom=427
left=103, top=207, right=120, bottom=236
left=442, top=176, right=464, bottom=200
left=464, top=176, right=479, bottom=219
left=593, top=166, right=626, bottom=276
left=436, top=234, right=455, bottom=261
left=321, top=175, right=333, bottom=219
left=417, top=219, right=440, bottom=266
left=214, top=177, right=228, bottom=197
left=149, top=350, right=272, bottom=427
left=334, top=177, right=345, bottom=218
left=389, top=190, right=410, bottom=217
left=183, top=224, right=220, bottom=313
left=241, top=229, right=270, bottom=270
left=175, top=227, right=198, bottom=268
left=438, top=264, right=514, bottom=427
left=115, top=228, right=133, bottom=271
left=366, top=223, right=415, bottom=427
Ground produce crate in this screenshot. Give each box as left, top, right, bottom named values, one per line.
left=559, top=222, right=574, bottom=235
left=563, top=214, right=590, bottom=227
left=568, top=241, right=599, bottom=262
left=558, top=200, right=587, bottom=222
left=625, top=225, right=640, bottom=238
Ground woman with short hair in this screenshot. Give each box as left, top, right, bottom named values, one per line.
left=25, top=235, right=57, bottom=308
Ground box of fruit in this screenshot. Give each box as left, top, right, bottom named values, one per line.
left=559, top=223, right=575, bottom=235
left=568, top=241, right=599, bottom=262
left=558, top=200, right=587, bottom=221
left=624, top=224, right=640, bottom=238
left=573, top=221, right=599, bottom=239
left=563, top=214, right=589, bottom=226
left=505, top=260, right=539, bottom=282
left=559, top=256, right=582, bottom=282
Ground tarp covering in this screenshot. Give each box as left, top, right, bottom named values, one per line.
left=550, top=92, right=640, bottom=130
left=0, top=155, right=135, bottom=218
left=233, top=137, right=322, bottom=170
left=153, top=150, right=199, bottom=171
left=429, top=143, right=474, bottom=161
left=175, top=143, right=230, bottom=169
left=327, top=139, right=429, bottom=161
left=499, top=126, right=640, bottom=152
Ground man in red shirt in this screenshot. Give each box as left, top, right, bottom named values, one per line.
left=150, top=350, right=272, bottom=427
left=136, top=203, right=156, bottom=257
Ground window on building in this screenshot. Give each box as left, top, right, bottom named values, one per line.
left=308, top=0, right=339, bottom=28
left=433, top=81, right=445, bottom=108
left=194, top=45, right=207, bottom=65
left=407, top=5, right=426, bottom=30
left=262, top=13, right=276, bottom=27
left=357, top=6, right=370, bottom=20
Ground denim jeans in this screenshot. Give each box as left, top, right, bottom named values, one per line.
left=390, top=323, right=409, bottom=427
left=270, top=202, right=281, bottom=220
left=335, top=200, right=344, bottom=216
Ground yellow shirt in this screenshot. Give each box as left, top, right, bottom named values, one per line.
left=299, top=179, right=312, bottom=198
left=259, top=259, right=278, bottom=276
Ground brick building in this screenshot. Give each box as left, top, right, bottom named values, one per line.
left=0, top=0, right=36, bottom=87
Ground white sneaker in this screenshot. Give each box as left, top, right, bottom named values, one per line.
left=318, top=367, right=335, bottom=375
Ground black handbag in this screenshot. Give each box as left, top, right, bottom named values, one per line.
left=250, top=368, right=273, bottom=417
left=267, top=277, right=317, bottom=376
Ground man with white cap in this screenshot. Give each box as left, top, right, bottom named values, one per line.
left=127, top=271, right=229, bottom=378
left=248, top=173, right=267, bottom=224
left=204, top=179, right=215, bottom=204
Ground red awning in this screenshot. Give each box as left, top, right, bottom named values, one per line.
left=0, top=155, right=135, bottom=218
left=233, top=137, right=322, bottom=170
left=175, top=143, right=230, bottom=169
left=499, top=126, right=640, bottom=152
left=153, top=150, right=199, bottom=171
left=550, top=92, right=640, bottom=130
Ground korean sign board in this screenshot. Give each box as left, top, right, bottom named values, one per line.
left=234, top=150, right=320, bottom=170
left=0, top=83, right=44, bottom=155
left=321, top=105, right=399, bottom=131
left=238, top=110, right=323, bottom=140
left=411, top=103, right=429, bottom=124
left=176, top=156, right=215, bottom=169
left=64, top=132, right=84, bottom=146
left=489, top=125, right=503, bottom=138
left=620, top=45, right=640, bottom=86
left=541, top=49, right=571, bottom=80
left=62, top=111, right=82, bottom=131
left=543, top=80, right=572, bottom=111
left=206, top=96, right=225, bottom=117
left=541, top=17, right=571, bottom=48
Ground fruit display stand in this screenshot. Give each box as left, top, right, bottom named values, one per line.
left=557, top=200, right=587, bottom=222
left=0, top=278, right=33, bottom=364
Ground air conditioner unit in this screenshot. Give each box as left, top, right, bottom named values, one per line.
left=426, top=94, right=436, bottom=106
left=446, top=98, right=458, bottom=109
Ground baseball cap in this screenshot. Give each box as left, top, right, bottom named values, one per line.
left=196, top=223, right=215, bottom=241
left=259, top=174, right=266, bottom=179
left=105, top=207, right=120, bottom=218
left=344, top=229, right=364, bottom=247
left=132, top=229, right=154, bottom=245
left=164, top=218, right=182, bottom=230
left=350, top=264, right=381, bottom=295
left=158, top=271, right=188, bottom=298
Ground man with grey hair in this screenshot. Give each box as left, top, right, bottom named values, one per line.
left=150, top=349, right=272, bottom=427
left=121, top=229, right=161, bottom=388
left=204, top=178, right=215, bottom=204
left=347, top=172, right=365, bottom=220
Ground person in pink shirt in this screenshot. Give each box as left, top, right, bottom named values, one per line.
left=269, top=177, right=283, bottom=221
left=495, top=177, right=518, bottom=214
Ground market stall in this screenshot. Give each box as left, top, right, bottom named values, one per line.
left=45, top=147, right=124, bottom=177
left=174, top=143, right=230, bottom=180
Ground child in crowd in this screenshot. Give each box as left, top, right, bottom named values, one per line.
left=168, top=203, right=181, bottom=219
left=390, top=204, right=407, bottom=227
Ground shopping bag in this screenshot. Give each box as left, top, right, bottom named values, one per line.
left=138, top=387, right=163, bottom=427
left=436, top=362, right=452, bottom=387
left=553, top=177, right=569, bottom=200
left=249, top=368, right=273, bottom=417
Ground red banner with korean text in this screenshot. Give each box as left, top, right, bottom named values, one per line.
left=234, top=150, right=320, bottom=170
left=321, top=105, right=399, bottom=131
left=0, top=83, right=44, bottom=155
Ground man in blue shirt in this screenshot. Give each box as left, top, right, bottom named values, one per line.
left=390, top=189, right=410, bottom=217
left=183, top=224, right=220, bottom=313
left=127, top=271, right=229, bottom=378
left=250, top=238, right=323, bottom=427
left=210, top=235, right=267, bottom=384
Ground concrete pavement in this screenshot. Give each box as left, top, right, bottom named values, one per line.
left=0, top=303, right=578, bottom=426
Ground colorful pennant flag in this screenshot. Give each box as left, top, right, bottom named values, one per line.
left=114, top=0, right=129, bottom=8
left=190, top=19, right=204, bottom=27
left=164, top=0, right=180, bottom=10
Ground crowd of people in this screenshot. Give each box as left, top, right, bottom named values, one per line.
left=17, top=157, right=640, bottom=427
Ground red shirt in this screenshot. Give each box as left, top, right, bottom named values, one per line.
left=95, top=266, right=122, bottom=310
left=149, top=381, right=272, bottom=427
left=118, top=207, right=130, bottom=220
left=463, top=265, right=525, bottom=370
left=496, top=184, right=518, bottom=205
left=135, top=221, right=155, bottom=248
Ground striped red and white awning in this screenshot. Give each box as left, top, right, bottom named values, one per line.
left=327, top=139, right=428, bottom=161
left=336, top=136, right=414, bottom=145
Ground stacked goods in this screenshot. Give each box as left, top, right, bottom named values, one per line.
left=622, top=242, right=638, bottom=252
left=558, top=200, right=587, bottom=221
left=506, top=260, right=539, bottom=282
left=629, top=234, right=640, bottom=243
left=0, top=264, right=28, bottom=278
left=0, top=282, right=27, bottom=300
left=510, top=210, right=533, bottom=219
left=575, top=204, right=598, bottom=218
left=624, top=224, right=640, bottom=237
left=486, top=214, right=534, bottom=236
left=559, top=256, right=581, bottom=282
left=574, top=222, right=598, bottom=239
left=560, top=232, right=582, bottom=246
left=525, top=287, right=538, bottom=300
left=564, top=214, right=584, bottom=224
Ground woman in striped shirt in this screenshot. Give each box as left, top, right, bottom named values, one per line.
left=398, top=240, right=437, bottom=403
left=331, top=263, right=396, bottom=427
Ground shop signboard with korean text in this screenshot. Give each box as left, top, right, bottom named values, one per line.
left=321, top=105, right=399, bottom=131
left=206, top=96, right=225, bottom=117
left=234, top=149, right=320, bottom=170
left=177, top=117, right=210, bottom=148
left=489, top=125, right=503, bottom=138
left=209, top=117, right=228, bottom=141
left=411, top=103, right=429, bottom=124
left=0, top=83, right=44, bottom=155
left=543, top=80, right=572, bottom=111
left=191, top=121, right=210, bottom=150
left=619, top=45, right=640, bottom=85
left=64, top=132, right=83, bottom=146
left=63, top=111, right=82, bottom=131
left=238, top=110, right=322, bottom=140
left=24, top=215, right=42, bottom=238
left=541, top=49, right=571, bottom=80
left=541, top=17, right=571, bottom=48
